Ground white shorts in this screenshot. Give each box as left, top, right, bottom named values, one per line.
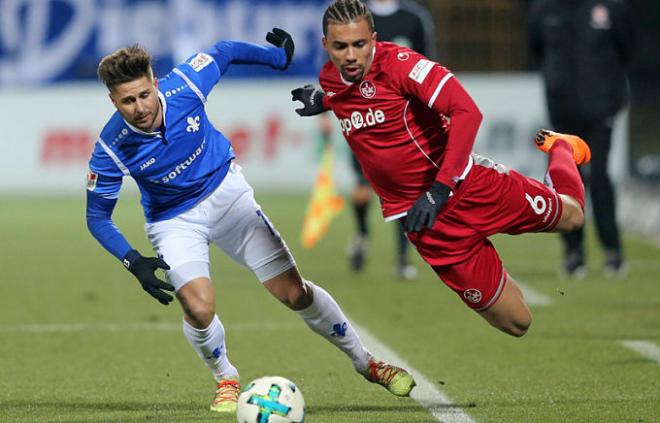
left=144, top=162, right=296, bottom=290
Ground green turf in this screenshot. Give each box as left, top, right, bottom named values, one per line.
left=1, top=194, right=659, bottom=422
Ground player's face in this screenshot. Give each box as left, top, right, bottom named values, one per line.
left=323, top=18, right=376, bottom=83
left=110, top=75, right=162, bottom=132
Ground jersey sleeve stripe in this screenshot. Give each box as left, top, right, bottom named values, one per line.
left=98, top=137, right=130, bottom=176
left=427, top=72, right=454, bottom=108
left=173, top=68, right=207, bottom=103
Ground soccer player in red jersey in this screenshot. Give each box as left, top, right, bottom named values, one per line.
left=292, top=0, right=591, bottom=337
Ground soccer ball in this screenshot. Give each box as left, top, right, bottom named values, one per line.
left=236, top=376, right=305, bottom=423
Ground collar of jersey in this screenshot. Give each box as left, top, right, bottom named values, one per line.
left=339, top=45, right=377, bottom=86
left=122, top=90, right=168, bottom=136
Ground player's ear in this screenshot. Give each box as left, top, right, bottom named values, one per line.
left=153, top=77, right=158, bottom=90
left=372, top=31, right=377, bottom=43
left=108, top=92, right=117, bottom=107
left=321, top=36, right=328, bottom=51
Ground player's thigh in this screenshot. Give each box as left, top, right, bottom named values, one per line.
left=478, top=276, right=531, bottom=337
left=431, top=239, right=506, bottom=311
left=207, top=163, right=296, bottom=282
left=145, top=210, right=211, bottom=291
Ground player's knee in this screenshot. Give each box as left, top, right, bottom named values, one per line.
left=557, top=199, right=584, bottom=232
left=507, top=318, right=531, bottom=337
left=283, top=282, right=313, bottom=310
left=184, top=300, right=215, bottom=328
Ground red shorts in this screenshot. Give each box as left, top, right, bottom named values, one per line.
left=406, top=155, right=563, bottom=310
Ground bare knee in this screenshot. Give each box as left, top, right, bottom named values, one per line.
left=177, top=278, right=216, bottom=328
left=182, top=299, right=215, bottom=328
left=555, top=195, right=584, bottom=232
left=503, top=316, right=532, bottom=337
left=264, top=268, right=313, bottom=311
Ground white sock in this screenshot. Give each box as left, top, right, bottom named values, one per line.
left=182, top=314, right=238, bottom=381
left=296, top=282, right=371, bottom=373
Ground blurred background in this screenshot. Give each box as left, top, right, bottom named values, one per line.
left=0, top=0, right=658, bottom=231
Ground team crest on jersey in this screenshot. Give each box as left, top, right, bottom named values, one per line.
left=359, top=80, right=376, bottom=98
left=86, top=170, right=98, bottom=191
left=408, top=59, right=434, bottom=84
left=463, top=289, right=482, bottom=304
left=397, top=52, right=410, bottom=61
left=188, top=53, right=213, bottom=72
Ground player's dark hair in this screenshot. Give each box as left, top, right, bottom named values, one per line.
left=323, top=0, right=374, bottom=36
left=97, top=44, right=153, bottom=90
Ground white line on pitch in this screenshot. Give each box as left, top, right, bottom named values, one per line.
left=516, top=281, right=552, bottom=306
left=0, top=322, right=303, bottom=333
left=352, top=321, right=476, bottom=423
left=620, top=340, right=660, bottom=364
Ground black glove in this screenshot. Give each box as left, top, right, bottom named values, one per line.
left=266, top=28, right=294, bottom=70
left=123, top=250, right=174, bottom=305
left=291, top=85, right=327, bottom=116
left=403, top=182, right=451, bottom=233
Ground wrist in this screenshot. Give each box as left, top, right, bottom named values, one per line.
left=123, top=249, right=141, bottom=270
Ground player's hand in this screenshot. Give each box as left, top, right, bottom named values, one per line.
left=266, top=28, right=294, bottom=70
left=403, top=182, right=451, bottom=233
left=291, top=85, right=326, bottom=116
left=123, top=250, right=174, bottom=305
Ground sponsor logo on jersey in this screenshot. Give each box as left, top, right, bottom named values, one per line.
left=339, top=108, right=385, bottom=134
left=186, top=115, right=200, bottom=133
left=139, top=157, right=156, bottom=171
left=397, top=51, right=410, bottom=61
left=159, top=138, right=206, bottom=183
left=408, top=59, right=434, bottom=84
left=463, top=288, right=482, bottom=304
left=188, top=52, right=213, bottom=72
left=86, top=170, right=98, bottom=191
left=359, top=80, right=376, bottom=98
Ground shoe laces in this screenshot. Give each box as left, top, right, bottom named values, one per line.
left=213, top=379, right=240, bottom=405
left=367, top=359, right=399, bottom=386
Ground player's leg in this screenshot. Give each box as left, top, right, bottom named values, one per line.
left=262, top=267, right=415, bottom=396
left=395, top=221, right=418, bottom=280
left=534, top=128, right=592, bottom=279
left=586, top=117, right=625, bottom=276
left=210, top=163, right=416, bottom=396
left=432, top=239, right=531, bottom=337
left=478, top=274, right=531, bottom=337
left=348, top=152, right=371, bottom=271
left=145, top=212, right=239, bottom=413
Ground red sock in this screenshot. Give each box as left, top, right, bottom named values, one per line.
left=544, top=140, right=585, bottom=209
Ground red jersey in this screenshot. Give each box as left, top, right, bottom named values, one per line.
left=319, top=42, right=482, bottom=220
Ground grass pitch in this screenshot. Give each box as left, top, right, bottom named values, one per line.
left=1, top=194, right=659, bottom=422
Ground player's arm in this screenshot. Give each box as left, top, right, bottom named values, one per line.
left=205, top=28, right=294, bottom=74
left=179, top=29, right=294, bottom=100
left=396, top=54, right=483, bottom=232
left=85, top=149, right=174, bottom=305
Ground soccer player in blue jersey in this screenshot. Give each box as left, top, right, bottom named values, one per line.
left=86, top=29, right=415, bottom=413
